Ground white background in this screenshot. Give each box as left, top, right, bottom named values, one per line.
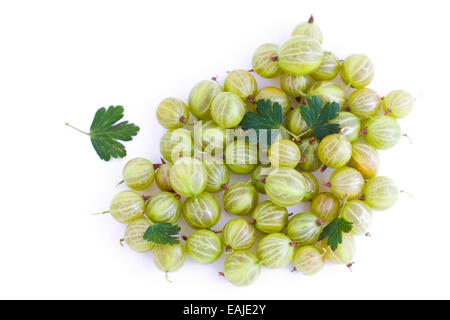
left=1, top=0, right=449, bottom=300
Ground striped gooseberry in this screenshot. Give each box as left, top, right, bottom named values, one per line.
left=265, top=167, right=307, bottom=207
left=293, top=246, right=325, bottom=275
left=169, top=157, right=208, bottom=197
left=311, top=192, right=340, bottom=224
left=145, top=191, right=181, bottom=224
left=223, top=182, right=258, bottom=216
left=123, top=218, right=154, bottom=252
left=361, top=115, right=402, bottom=150
left=307, top=81, right=346, bottom=106
left=310, top=52, right=340, bottom=81
left=186, top=229, right=223, bottom=264
left=210, top=92, right=246, bottom=128
left=383, top=90, right=414, bottom=118
left=296, top=137, right=321, bottom=172
left=252, top=43, right=283, bottom=78
left=156, top=97, right=189, bottom=129
left=182, top=192, right=221, bottom=229
left=318, top=133, right=352, bottom=168
left=110, top=190, right=145, bottom=224
left=347, top=88, right=381, bottom=118
left=341, top=200, right=372, bottom=236
left=340, top=54, right=374, bottom=89
left=224, top=70, right=257, bottom=104
left=223, top=250, right=260, bottom=286
left=269, top=139, right=301, bottom=168
left=348, top=142, right=380, bottom=179
left=256, top=233, right=296, bottom=269
left=222, top=218, right=257, bottom=252
left=255, top=87, right=291, bottom=115
left=250, top=200, right=289, bottom=233
left=328, top=167, right=364, bottom=200
left=286, top=212, right=323, bottom=246
left=122, top=158, right=156, bottom=191
left=188, top=80, right=223, bottom=120
left=277, top=36, right=324, bottom=75
left=362, top=176, right=398, bottom=210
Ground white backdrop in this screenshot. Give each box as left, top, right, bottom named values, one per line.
left=1, top=0, right=449, bottom=299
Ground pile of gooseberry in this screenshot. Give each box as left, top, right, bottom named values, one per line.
left=102, top=15, right=414, bottom=286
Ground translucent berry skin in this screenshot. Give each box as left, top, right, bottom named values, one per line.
left=286, top=108, right=310, bottom=137
left=265, top=167, right=307, bottom=207
left=222, top=218, right=257, bottom=251
left=255, top=87, right=291, bottom=115
left=329, top=167, right=364, bottom=200
left=296, top=138, right=321, bottom=172
left=124, top=218, right=154, bottom=252
left=153, top=243, right=186, bottom=273
left=293, top=246, right=325, bottom=275
left=287, top=212, right=323, bottom=245
left=224, top=70, right=257, bottom=103
left=223, top=182, right=258, bottom=216
left=318, top=134, right=352, bottom=168
left=252, top=43, right=283, bottom=78
left=225, top=140, right=258, bottom=174
left=186, top=229, right=223, bottom=264
left=210, top=92, right=245, bottom=129
left=348, top=88, right=381, bottom=118
left=363, top=176, right=398, bottom=210
left=329, top=112, right=361, bottom=142
left=251, top=200, right=289, bottom=233
left=311, top=192, right=340, bottom=224
left=224, top=250, right=260, bottom=286
left=341, top=200, right=372, bottom=235
left=188, top=80, right=223, bottom=120
left=110, top=190, right=145, bottom=224
left=301, top=172, right=319, bottom=201
left=364, top=115, right=402, bottom=150
left=310, top=52, right=340, bottom=81
left=195, top=120, right=228, bottom=154
left=156, top=97, right=189, bottom=129
left=182, top=192, right=221, bottom=229
left=203, top=158, right=230, bottom=193
left=340, top=54, right=374, bottom=89
left=383, top=90, right=414, bottom=118
left=321, top=233, right=355, bottom=265
left=169, top=157, right=208, bottom=197
left=280, top=73, right=312, bottom=98
left=155, top=162, right=173, bottom=191
left=292, top=19, right=323, bottom=44
left=160, top=128, right=193, bottom=163
left=146, top=191, right=181, bottom=224
left=269, top=139, right=301, bottom=168
left=307, top=81, right=346, bottom=106
left=122, top=158, right=155, bottom=191
left=251, top=164, right=274, bottom=194
left=348, top=142, right=380, bottom=179
left=257, top=233, right=295, bottom=269
left=277, top=36, right=324, bottom=75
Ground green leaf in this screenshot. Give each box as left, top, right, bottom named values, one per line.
left=240, top=99, right=283, bottom=145
left=300, top=96, right=341, bottom=139
left=318, top=218, right=353, bottom=251
left=143, top=223, right=181, bottom=245
left=89, top=105, right=140, bottom=161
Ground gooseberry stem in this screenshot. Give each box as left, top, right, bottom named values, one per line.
left=402, top=133, right=412, bottom=144
left=338, top=194, right=349, bottom=218
left=92, top=210, right=110, bottom=216
left=116, top=180, right=124, bottom=187
left=119, top=238, right=125, bottom=246
left=65, top=123, right=90, bottom=135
